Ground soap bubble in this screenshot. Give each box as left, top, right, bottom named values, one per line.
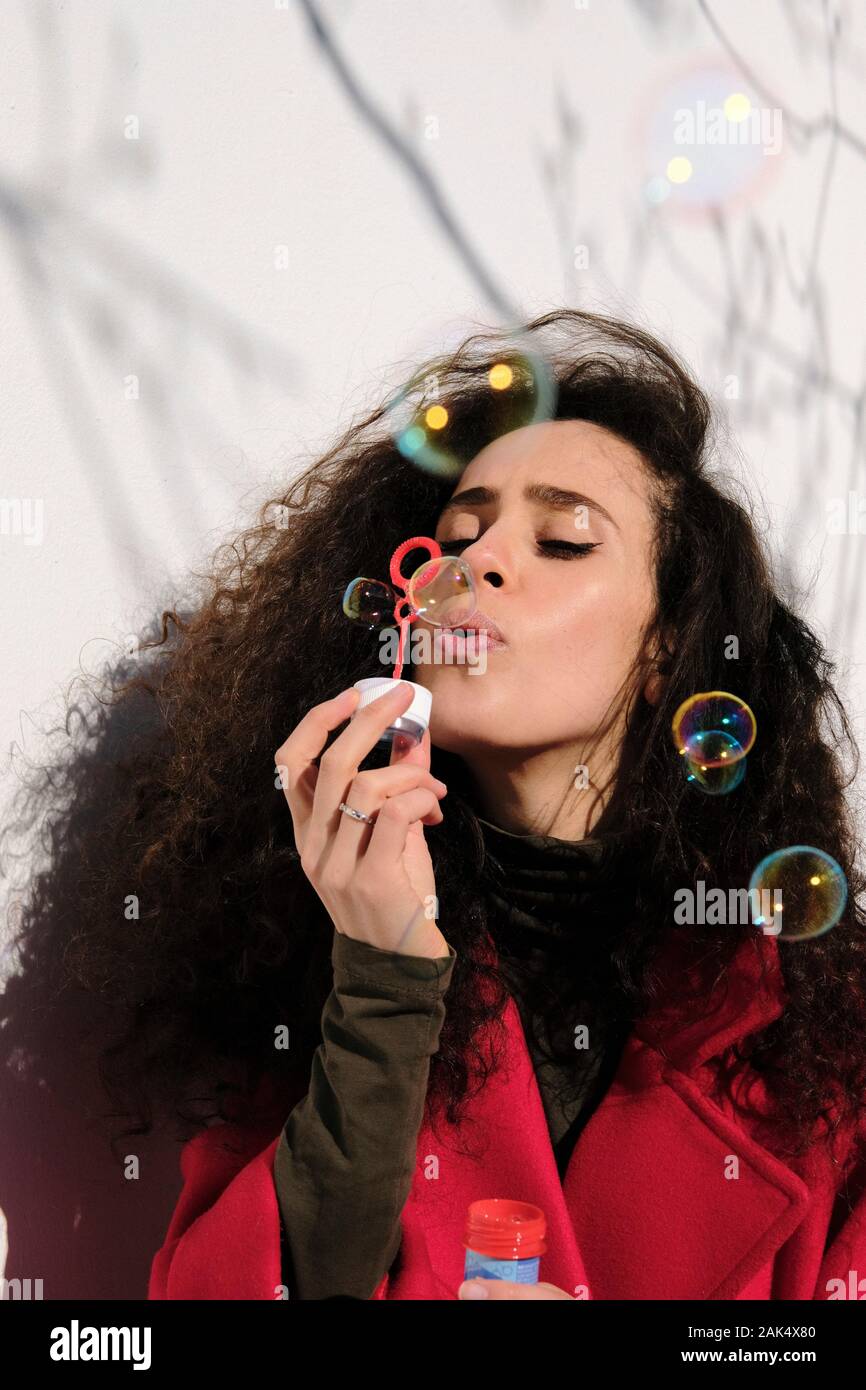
left=672, top=691, right=756, bottom=767
left=748, top=846, right=848, bottom=941
left=683, top=733, right=747, bottom=796
left=342, top=577, right=399, bottom=630
left=388, top=345, right=557, bottom=479
left=635, top=63, right=785, bottom=219
left=407, top=554, right=475, bottom=627
left=343, top=554, right=475, bottom=630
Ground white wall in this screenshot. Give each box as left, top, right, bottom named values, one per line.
left=1, top=0, right=864, bottom=1298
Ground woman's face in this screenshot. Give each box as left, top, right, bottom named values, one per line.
left=413, top=418, right=661, bottom=772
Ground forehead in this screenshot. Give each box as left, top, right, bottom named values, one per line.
left=445, top=418, right=654, bottom=513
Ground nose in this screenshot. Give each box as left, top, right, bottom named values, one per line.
left=458, top=532, right=509, bottom=596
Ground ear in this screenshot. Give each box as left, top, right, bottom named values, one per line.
left=643, top=630, right=675, bottom=708
left=643, top=667, right=666, bottom=707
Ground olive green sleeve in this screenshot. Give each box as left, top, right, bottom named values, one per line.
left=273, top=928, right=457, bottom=1300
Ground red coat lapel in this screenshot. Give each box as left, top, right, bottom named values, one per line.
left=401, top=928, right=819, bottom=1299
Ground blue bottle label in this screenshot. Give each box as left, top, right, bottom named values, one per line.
left=464, top=1248, right=540, bottom=1283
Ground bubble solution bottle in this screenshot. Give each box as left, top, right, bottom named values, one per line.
left=351, top=678, right=432, bottom=772
left=463, top=1199, right=547, bottom=1284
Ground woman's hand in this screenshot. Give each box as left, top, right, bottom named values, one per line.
left=275, top=682, right=450, bottom=958
left=458, top=1278, right=576, bottom=1300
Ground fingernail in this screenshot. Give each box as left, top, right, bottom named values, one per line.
left=433, top=778, right=448, bottom=792
left=459, top=1279, right=489, bottom=1299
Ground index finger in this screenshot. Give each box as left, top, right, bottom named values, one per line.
left=275, top=682, right=414, bottom=835
left=274, top=687, right=361, bottom=832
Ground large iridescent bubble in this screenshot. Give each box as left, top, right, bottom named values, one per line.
left=635, top=64, right=786, bottom=218
left=388, top=343, right=558, bottom=480
left=671, top=691, right=755, bottom=793
left=406, top=553, right=475, bottom=626
left=682, top=731, right=747, bottom=796
left=672, top=691, right=756, bottom=766
left=748, top=846, right=848, bottom=941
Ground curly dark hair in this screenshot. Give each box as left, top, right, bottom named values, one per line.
left=2, top=308, right=865, bottom=1174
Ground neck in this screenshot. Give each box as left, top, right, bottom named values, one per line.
left=463, top=742, right=617, bottom=840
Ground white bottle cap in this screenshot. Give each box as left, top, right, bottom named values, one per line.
left=352, top=677, right=432, bottom=734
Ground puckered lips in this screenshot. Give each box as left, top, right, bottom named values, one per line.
left=438, top=610, right=507, bottom=652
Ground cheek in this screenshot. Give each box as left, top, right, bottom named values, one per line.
left=539, top=570, right=649, bottom=678
left=534, top=572, right=612, bottom=654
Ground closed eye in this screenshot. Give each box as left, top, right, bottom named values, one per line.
left=438, top=537, right=600, bottom=560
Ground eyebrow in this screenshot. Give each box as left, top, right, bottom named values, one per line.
left=438, top=482, right=619, bottom=530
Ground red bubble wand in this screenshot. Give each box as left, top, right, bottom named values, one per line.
left=342, top=534, right=476, bottom=741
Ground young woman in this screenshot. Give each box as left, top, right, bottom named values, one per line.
left=5, top=309, right=866, bottom=1301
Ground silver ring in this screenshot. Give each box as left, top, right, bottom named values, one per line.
left=339, top=801, right=376, bottom=825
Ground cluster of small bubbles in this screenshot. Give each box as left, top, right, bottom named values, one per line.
left=749, top=846, right=848, bottom=941
left=388, top=345, right=557, bottom=479
left=342, top=555, right=475, bottom=631
left=672, top=691, right=756, bottom=795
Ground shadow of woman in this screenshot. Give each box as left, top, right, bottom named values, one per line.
left=0, top=647, right=200, bottom=1299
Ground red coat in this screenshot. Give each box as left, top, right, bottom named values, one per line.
left=149, top=929, right=866, bottom=1300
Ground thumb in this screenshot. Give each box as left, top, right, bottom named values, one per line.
left=389, top=722, right=431, bottom=772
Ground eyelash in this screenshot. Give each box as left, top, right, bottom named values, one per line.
left=438, top=537, right=599, bottom=560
